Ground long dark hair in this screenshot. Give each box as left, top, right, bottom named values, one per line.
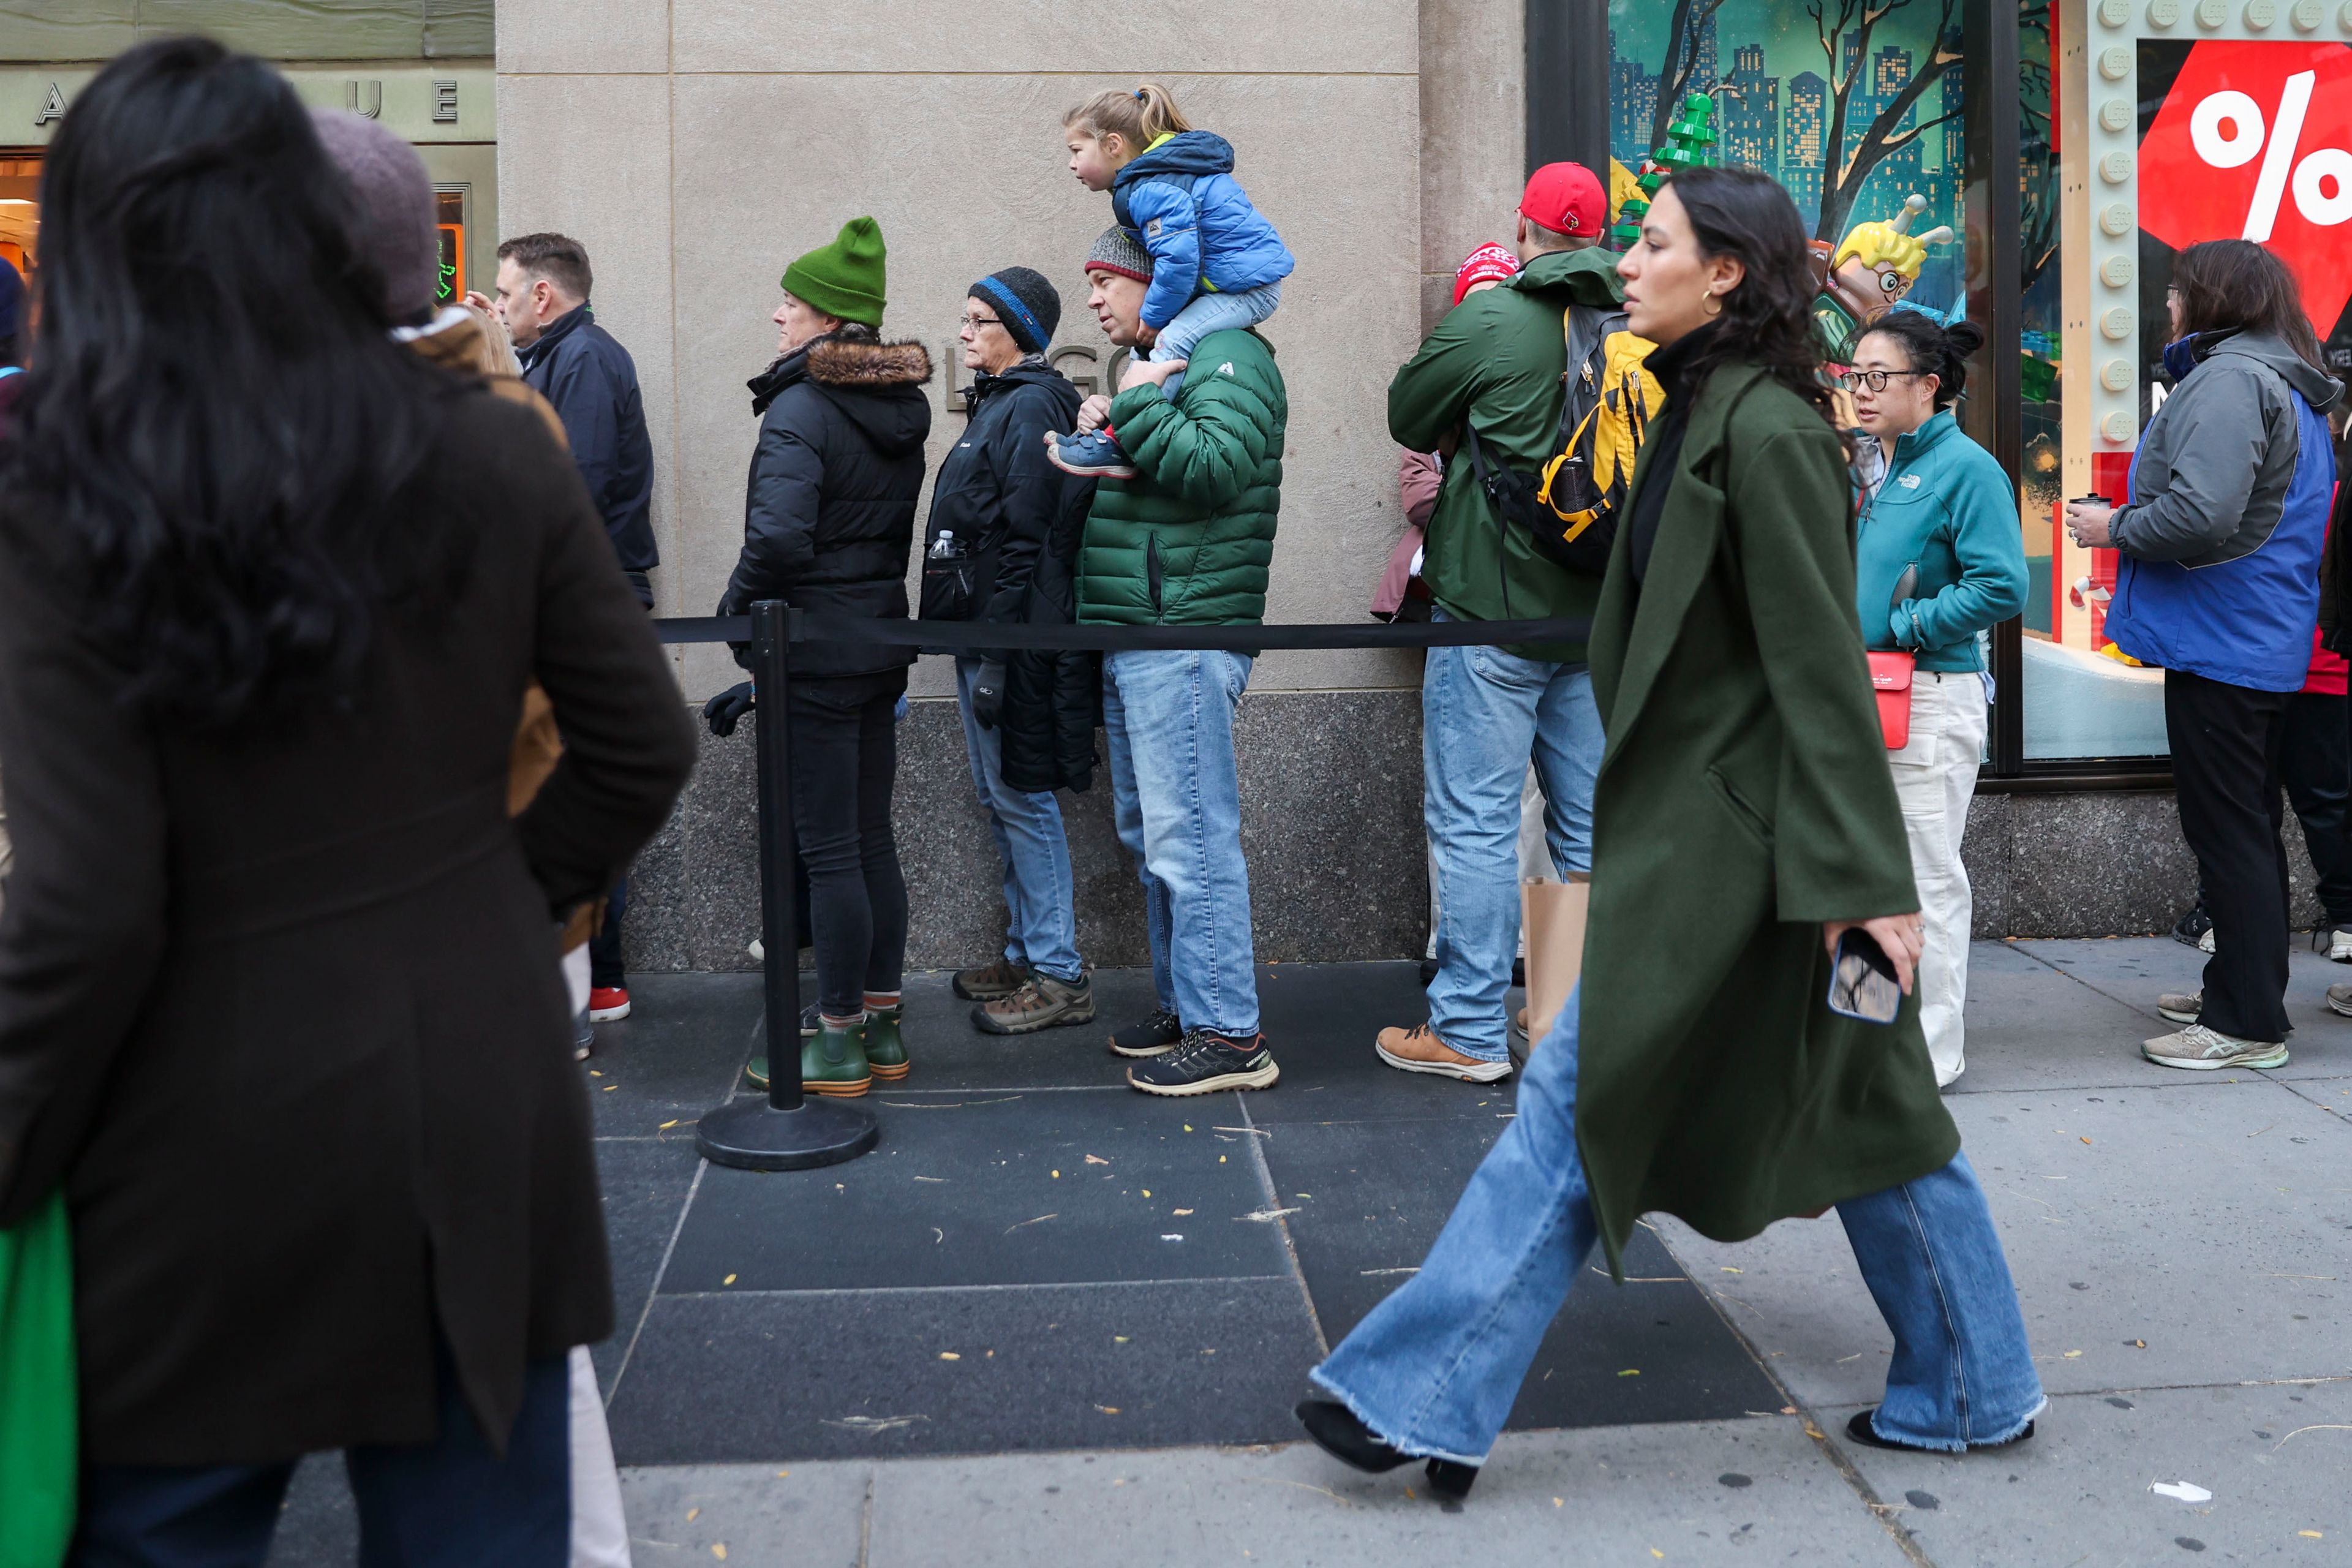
left=1858, top=311, right=1987, bottom=412
left=0, top=37, right=442, bottom=731
left=2173, top=238, right=2323, bottom=370
left=1659, top=165, right=1836, bottom=423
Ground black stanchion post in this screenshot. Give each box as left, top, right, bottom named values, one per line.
left=695, top=600, right=878, bottom=1172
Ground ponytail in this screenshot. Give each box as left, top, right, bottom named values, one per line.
left=1860, top=310, right=1983, bottom=411
left=1063, top=82, right=1194, bottom=152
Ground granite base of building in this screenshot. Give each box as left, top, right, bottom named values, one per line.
left=623, top=690, right=2315, bottom=971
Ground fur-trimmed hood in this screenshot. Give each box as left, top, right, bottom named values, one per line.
left=806, top=332, right=932, bottom=390
left=748, top=327, right=932, bottom=456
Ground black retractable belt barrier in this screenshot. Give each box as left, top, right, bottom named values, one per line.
left=671, top=602, right=1594, bottom=1172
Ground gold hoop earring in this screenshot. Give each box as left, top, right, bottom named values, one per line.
left=1701, top=286, right=1722, bottom=317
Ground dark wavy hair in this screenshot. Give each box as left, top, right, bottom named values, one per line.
left=2173, top=238, right=2323, bottom=371
left=1858, top=311, right=1987, bottom=412
left=0, top=36, right=442, bottom=731
left=1657, top=164, right=1836, bottom=423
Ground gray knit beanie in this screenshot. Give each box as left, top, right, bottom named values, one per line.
left=310, top=108, right=439, bottom=324
left=1084, top=227, right=1155, bottom=284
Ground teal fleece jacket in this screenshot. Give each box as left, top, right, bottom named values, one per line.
left=1853, top=409, right=2028, bottom=672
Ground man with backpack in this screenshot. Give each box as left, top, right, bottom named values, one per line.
left=1374, top=162, right=1645, bottom=1083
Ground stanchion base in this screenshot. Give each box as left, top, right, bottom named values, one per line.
left=695, top=1096, right=878, bottom=1171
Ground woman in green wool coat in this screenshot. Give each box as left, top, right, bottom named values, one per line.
left=1294, top=166, right=2042, bottom=1498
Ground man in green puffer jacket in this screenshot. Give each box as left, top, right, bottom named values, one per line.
left=1064, top=227, right=1284, bottom=1098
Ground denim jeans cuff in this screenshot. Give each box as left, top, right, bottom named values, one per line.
left=1305, top=1366, right=1490, bottom=1469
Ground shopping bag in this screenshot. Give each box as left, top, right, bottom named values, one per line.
left=0, top=1191, right=75, bottom=1568
left=1520, top=875, right=1589, bottom=1050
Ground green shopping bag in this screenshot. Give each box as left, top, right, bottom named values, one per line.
left=0, top=1191, right=74, bottom=1568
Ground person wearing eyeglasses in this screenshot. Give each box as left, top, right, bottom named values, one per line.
left=918, top=268, right=1102, bottom=1036
left=1843, top=311, right=2027, bottom=1089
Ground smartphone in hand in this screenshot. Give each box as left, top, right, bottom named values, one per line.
left=1826, top=927, right=1902, bottom=1025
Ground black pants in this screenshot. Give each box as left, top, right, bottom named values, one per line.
left=587, top=875, right=627, bottom=990
left=2280, top=690, right=2352, bottom=927
left=2166, top=668, right=2292, bottom=1042
left=785, top=670, right=908, bottom=1017
left=70, top=1343, right=569, bottom=1568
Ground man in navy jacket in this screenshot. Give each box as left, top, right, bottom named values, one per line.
left=481, top=232, right=657, bottom=1023
left=488, top=232, right=659, bottom=607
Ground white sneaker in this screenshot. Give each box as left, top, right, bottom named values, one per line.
left=2198, top=927, right=2215, bottom=954
left=2156, top=990, right=2202, bottom=1024
left=2141, top=1023, right=2288, bottom=1071
left=2330, top=929, right=2352, bottom=963
left=2329, top=983, right=2352, bottom=1019
left=748, top=937, right=765, bottom=963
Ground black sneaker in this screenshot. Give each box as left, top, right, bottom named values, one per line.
left=1109, top=1005, right=1185, bottom=1058
left=1127, top=1030, right=1280, bottom=1096
left=2172, top=903, right=2212, bottom=949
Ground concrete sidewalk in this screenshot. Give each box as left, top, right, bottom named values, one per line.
left=268, top=939, right=2352, bottom=1566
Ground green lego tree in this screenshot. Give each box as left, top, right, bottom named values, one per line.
left=1610, top=93, right=1718, bottom=250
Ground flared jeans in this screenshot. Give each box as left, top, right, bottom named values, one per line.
left=1311, top=985, right=2045, bottom=1464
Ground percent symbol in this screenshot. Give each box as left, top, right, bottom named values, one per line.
left=2190, top=71, right=2352, bottom=239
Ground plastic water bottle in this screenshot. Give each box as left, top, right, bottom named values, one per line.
left=929, top=530, right=958, bottom=560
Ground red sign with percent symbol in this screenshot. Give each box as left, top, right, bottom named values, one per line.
left=2138, top=39, right=2352, bottom=336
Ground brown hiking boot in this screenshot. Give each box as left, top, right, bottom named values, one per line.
left=954, top=956, right=1030, bottom=1001
left=1375, top=1023, right=1512, bottom=1084
left=974, top=973, right=1096, bottom=1035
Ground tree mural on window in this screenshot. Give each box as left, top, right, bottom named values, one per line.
left=1804, top=0, right=1962, bottom=241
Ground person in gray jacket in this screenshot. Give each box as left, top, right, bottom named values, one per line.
left=2066, top=239, right=2343, bottom=1071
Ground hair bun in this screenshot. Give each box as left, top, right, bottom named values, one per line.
left=1943, top=320, right=1986, bottom=358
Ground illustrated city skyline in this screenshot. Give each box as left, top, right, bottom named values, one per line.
left=1607, top=13, right=1965, bottom=246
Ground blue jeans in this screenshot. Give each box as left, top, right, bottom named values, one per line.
left=1423, top=615, right=1605, bottom=1060
left=956, top=657, right=1082, bottom=983
left=1311, top=986, right=2045, bottom=1465
left=1150, top=281, right=1282, bottom=400
left=71, top=1346, right=571, bottom=1567
left=1102, top=649, right=1260, bottom=1037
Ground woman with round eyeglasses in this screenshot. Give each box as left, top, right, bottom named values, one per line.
left=919, top=269, right=1104, bottom=1036
left=1844, top=311, right=2029, bottom=1088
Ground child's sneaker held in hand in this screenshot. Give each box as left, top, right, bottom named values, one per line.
left=1050, top=428, right=1139, bottom=479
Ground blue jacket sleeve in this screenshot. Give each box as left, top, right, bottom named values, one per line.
left=1893, top=461, right=2030, bottom=651
left=540, top=342, right=625, bottom=530
left=1128, top=180, right=1202, bottom=333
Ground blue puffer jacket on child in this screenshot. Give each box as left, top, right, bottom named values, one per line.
left=1111, top=130, right=1295, bottom=333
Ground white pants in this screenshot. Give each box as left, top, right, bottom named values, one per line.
left=1889, top=673, right=1987, bottom=1087
left=568, top=1346, right=633, bottom=1567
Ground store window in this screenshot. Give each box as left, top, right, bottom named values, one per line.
left=0, top=154, right=37, bottom=287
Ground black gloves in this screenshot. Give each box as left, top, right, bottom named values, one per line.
left=970, top=662, right=1006, bottom=729
left=704, top=681, right=756, bottom=738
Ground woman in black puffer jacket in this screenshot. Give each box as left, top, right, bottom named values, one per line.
left=715, top=217, right=931, bottom=1097
left=919, top=267, right=1101, bottom=1036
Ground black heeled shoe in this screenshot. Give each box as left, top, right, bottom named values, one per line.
left=1846, top=1408, right=2036, bottom=1452
left=1294, top=1398, right=1411, bottom=1473
left=1423, top=1457, right=1479, bottom=1499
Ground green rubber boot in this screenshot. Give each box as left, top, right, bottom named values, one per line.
left=801, top=1013, right=872, bottom=1098
left=864, top=1002, right=908, bottom=1081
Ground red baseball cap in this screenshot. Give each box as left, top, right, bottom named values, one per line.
left=1518, top=162, right=1607, bottom=239
left=1452, top=242, right=1520, bottom=305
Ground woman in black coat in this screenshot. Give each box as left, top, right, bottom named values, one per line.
left=715, top=218, right=932, bottom=1098
left=0, top=40, right=694, bottom=1563
left=920, top=268, right=1101, bottom=1037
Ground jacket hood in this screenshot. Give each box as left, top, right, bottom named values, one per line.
left=1505, top=245, right=1626, bottom=310
left=807, top=334, right=933, bottom=453
left=2203, top=328, right=2343, bottom=411
left=1115, top=130, right=1237, bottom=187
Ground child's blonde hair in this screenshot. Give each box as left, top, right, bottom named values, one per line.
left=1063, top=83, right=1192, bottom=151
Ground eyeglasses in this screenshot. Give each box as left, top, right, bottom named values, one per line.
left=1835, top=369, right=1929, bottom=392
left=959, top=312, right=1006, bottom=333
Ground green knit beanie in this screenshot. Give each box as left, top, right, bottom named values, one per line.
left=782, top=216, right=887, bottom=327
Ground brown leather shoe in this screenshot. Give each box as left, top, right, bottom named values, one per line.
left=1375, top=1023, right=1512, bottom=1083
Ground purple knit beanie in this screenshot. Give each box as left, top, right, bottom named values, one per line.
left=309, top=108, right=438, bottom=323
